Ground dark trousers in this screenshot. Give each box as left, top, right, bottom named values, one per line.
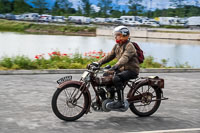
left=104, top=70, right=138, bottom=101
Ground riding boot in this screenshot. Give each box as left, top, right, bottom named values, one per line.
left=107, top=84, right=124, bottom=109
left=116, top=89, right=124, bottom=102
left=107, top=89, right=124, bottom=109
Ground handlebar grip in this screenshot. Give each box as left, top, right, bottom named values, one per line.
left=92, top=66, right=100, bottom=71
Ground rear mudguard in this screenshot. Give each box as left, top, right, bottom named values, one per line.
left=127, top=78, right=163, bottom=102
left=57, top=80, right=91, bottom=114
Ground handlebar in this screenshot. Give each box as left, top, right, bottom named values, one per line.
left=88, top=62, right=112, bottom=73
left=91, top=66, right=100, bottom=71
left=88, top=65, right=111, bottom=74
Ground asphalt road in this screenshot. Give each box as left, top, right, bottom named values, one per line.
left=0, top=73, right=200, bottom=133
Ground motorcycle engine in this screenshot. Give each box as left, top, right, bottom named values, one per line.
left=105, top=86, right=115, bottom=99
left=102, top=99, right=113, bottom=112
left=95, top=87, right=129, bottom=112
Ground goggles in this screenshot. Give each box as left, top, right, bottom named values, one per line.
left=113, top=32, right=122, bottom=37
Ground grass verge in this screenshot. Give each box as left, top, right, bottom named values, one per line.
left=0, top=19, right=96, bottom=36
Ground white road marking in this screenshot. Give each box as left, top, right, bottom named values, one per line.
left=126, top=128, right=200, bottom=133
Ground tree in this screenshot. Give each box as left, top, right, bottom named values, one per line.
left=52, top=1, right=59, bottom=15
left=82, top=0, right=91, bottom=16
left=31, top=0, right=48, bottom=14
left=76, top=6, right=83, bottom=15
left=110, top=10, right=122, bottom=18
left=13, top=0, right=32, bottom=14
left=185, top=5, right=200, bottom=17
left=0, top=0, right=13, bottom=13
left=98, top=0, right=112, bottom=17
left=122, top=10, right=126, bottom=15
left=149, top=5, right=200, bottom=17
left=52, top=0, right=73, bottom=15
left=128, top=0, right=143, bottom=16
left=169, top=0, right=185, bottom=17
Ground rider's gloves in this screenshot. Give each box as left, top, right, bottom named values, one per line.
left=87, top=62, right=101, bottom=69
left=109, top=65, right=119, bottom=71
left=91, top=62, right=101, bottom=67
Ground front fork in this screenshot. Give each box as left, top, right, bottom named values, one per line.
left=71, top=82, right=92, bottom=114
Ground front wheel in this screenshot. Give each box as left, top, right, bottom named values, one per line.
left=129, top=85, right=161, bottom=117
left=51, top=84, right=89, bottom=121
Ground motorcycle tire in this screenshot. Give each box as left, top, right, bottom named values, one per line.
left=129, top=84, right=161, bottom=117
left=52, top=84, right=89, bottom=121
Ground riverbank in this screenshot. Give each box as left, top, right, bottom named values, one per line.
left=0, top=19, right=96, bottom=36
left=97, top=26, right=200, bottom=40
left=1, top=19, right=200, bottom=40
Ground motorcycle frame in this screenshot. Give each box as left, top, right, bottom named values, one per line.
left=57, top=72, right=167, bottom=114
left=89, top=77, right=148, bottom=105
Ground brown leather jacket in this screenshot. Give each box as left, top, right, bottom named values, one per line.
left=98, top=41, right=140, bottom=74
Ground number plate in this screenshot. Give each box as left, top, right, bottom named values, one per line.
left=57, top=76, right=72, bottom=85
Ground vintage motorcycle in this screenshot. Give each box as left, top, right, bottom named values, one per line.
left=51, top=63, right=168, bottom=121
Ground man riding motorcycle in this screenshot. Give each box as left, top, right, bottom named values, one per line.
left=96, top=25, right=140, bottom=109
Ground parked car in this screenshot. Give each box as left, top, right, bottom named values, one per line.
left=5, top=13, right=15, bottom=20
left=94, top=17, right=106, bottom=23
left=68, top=16, right=91, bottom=24
left=15, top=15, right=24, bottom=20
left=105, top=18, right=112, bottom=23
left=52, top=16, right=66, bottom=23
left=83, top=17, right=91, bottom=24
left=158, top=17, right=181, bottom=25
left=0, top=14, right=5, bottom=19
left=23, top=13, right=39, bottom=21
left=110, top=18, right=118, bottom=23
left=178, top=18, right=188, bottom=25
left=123, top=20, right=142, bottom=26
left=143, top=20, right=160, bottom=27
left=120, top=16, right=136, bottom=22
left=39, top=14, right=53, bottom=22
left=186, top=16, right=200, bottom=26
left=114, top=18, right=123, bottom=24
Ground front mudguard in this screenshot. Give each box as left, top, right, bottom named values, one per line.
left=57, top=80, right=92, bottom=114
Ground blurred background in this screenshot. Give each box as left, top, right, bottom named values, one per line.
left=1, top=0, right=200, bottom=18
left=0, top=0, right=200, bottom=69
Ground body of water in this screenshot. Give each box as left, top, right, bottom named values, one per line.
left=1, top=32, right=200, bottom=68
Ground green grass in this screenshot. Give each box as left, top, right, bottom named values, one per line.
left=0, top=20, right=30, bottom=32
left=0, top=19, right=96, bottom=34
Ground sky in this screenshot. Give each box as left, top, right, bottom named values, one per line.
left=42, top=0, right=200, bottom=11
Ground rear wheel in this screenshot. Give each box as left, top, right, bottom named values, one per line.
left=129, top=85, right=161, bottom=117
left=52, top=84, right=89, bottom=121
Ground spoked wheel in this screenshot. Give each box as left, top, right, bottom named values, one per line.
left=51, top=84, right=89, bottom=121
left=129, top=85, right=161, bottom=117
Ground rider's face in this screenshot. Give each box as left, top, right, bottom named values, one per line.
left=114, top=33, right=122, bottom=40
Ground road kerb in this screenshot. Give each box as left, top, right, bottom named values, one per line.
left=0, top=68, right=200, bottom=75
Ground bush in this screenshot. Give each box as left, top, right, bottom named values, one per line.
left=69, top=63, right=83, bottom=69
left=140, top=56, right=162, bottom=68
left=175, top=62, right=191, bottom=68
left=13, top=56, right=36, bottom=69
left=0, top=57, right=13, bottom=68
left=0, top=51, right=192, bottom=70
